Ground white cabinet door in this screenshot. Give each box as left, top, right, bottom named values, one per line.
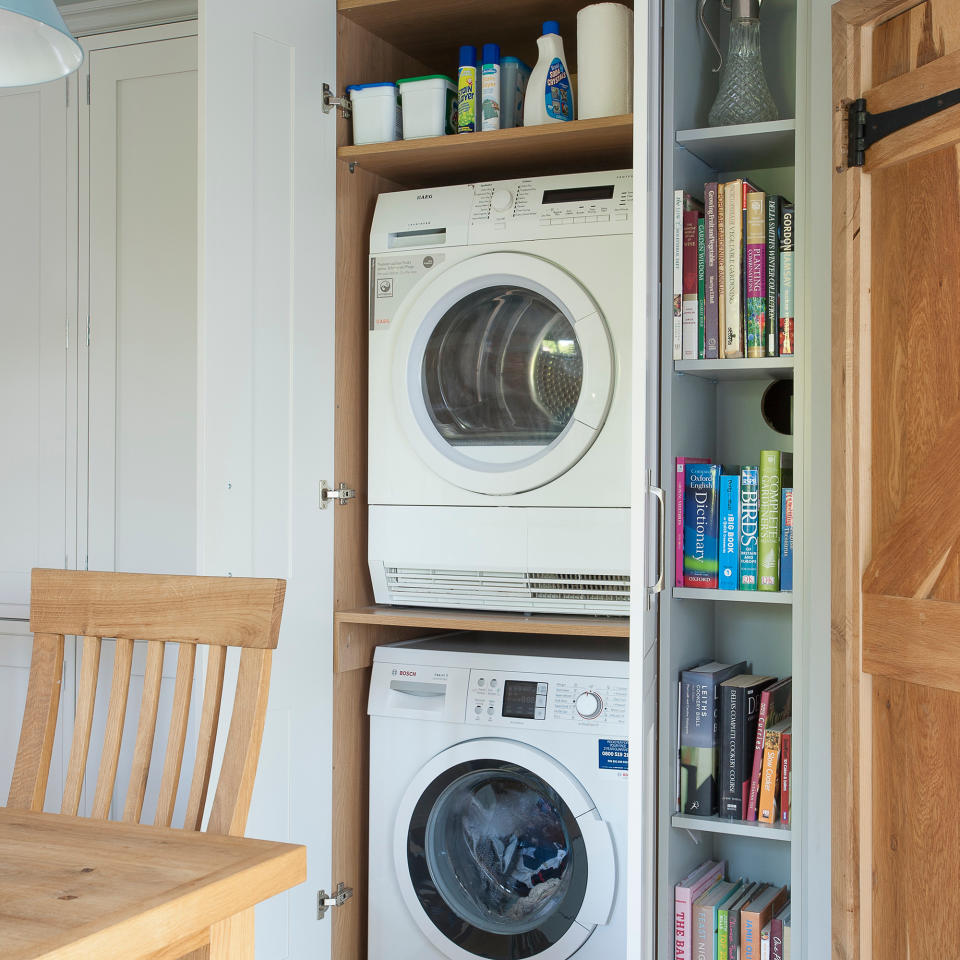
left=200, top=1, right=337, bottom=957
left=0, top=79, right=71, bottom=620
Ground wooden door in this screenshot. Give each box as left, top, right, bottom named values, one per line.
left=833, top=2, right=960, bottom=957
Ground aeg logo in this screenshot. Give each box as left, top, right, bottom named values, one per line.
left=417, top=193, right=432, bottom=200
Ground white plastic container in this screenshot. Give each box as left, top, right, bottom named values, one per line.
left=524, top=20, right=574, bottom=125
left=397, top=75, right=456, bottom=139
left=347, top=82, right=402, bottom=145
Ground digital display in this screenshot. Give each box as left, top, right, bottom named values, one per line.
left=501, top=680, right=541, bottom=719
left=541, top=185, right=615, bottom=205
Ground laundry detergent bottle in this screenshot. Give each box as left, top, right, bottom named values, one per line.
left=523, top=20, right=574, bottom=125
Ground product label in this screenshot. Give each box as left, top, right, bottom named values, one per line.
left=481, top=64, right=500, bottom=131
left=599, top=738, right=629, bottom=771
left=457, top=66, right=477, bottom=133
left=544, top=58, right=572, bottom=121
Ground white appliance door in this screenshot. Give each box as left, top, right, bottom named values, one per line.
left=393, top=252, right=615, bottom=496
left=393, top=739, right=616, bottom=960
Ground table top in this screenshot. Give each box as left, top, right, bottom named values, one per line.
left=0, top=807, right=307, bottom=960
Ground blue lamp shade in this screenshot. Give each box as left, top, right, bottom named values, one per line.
left=0, top=0, right=83, bottom=87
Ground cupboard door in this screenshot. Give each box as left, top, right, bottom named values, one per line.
left=834, top=2, right=960, bottom=957
left=200, top=0, right=337, bottom=956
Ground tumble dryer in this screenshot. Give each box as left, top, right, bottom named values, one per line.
left=367, top=171, right=633, bottom=615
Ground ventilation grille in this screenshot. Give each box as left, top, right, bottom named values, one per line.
left=383, top=566, right=630, bottom=615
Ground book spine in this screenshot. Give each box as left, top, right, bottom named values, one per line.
left=723, top=181, right=743, bottom=357
left=682, top=210, right=700, bottom=360
left=758, top=727, right=783, bottom=824
left=680, top=669, right=721, bottom=814
left=719, top=474, right=740, bottom=590
left=780, top=488, right=794, bottom=592
left=745, top=191, right=767, bottom=358
left=676, top=460, right=686, bottom=587
left=739, top=466, right=759, bottom=590
left=719, top=684, right=742, bottom=818
left=780, top=731, right=792, bottom=825
left=743, top=911, right=759, bottom=960
left=746, top=689, right=772, bottom=821
left=705, top=182, right=720, bottom=358
left=729, top=909, right=740, bottom=960
left=766, top=195, right=780, bottom=357
left=684, top=464, right=721, bottom=588
left=675, top=887, right=693, bottom=960
left=779, top=203, right=795, bottom=356
left=693, top=900, right=712, bottom=960
left=771, top=918, right=784, bottom=960
left=757, top=451, right=782, bottom=592
left=761, top=925, right=771, bottom=960
left=717, top=183, right=726, bottom=358
left=673, top=189, right=683, bottom=360
left=698, top=218, right=706, bottom=359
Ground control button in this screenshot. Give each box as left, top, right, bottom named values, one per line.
left=492, top=188, right=514, bottom=212
left=537, top=683, right=548, bottom=694
left=614, top=211, right=628, bottom=221
left=585, top=215, right=597, bottom=223
left=477, top=678, right=485, bottom=687
left=536, top=694, right=547, bottom=707
left=574, top=216, right=586, bottom=223
left=562, top=217, right=574, bottom=224
left=494, top=221, right=507, bottom=230
left=597, top=214, right=611, bottom=222
left=575, top=691, right=603, bottom=720
left=490, top=679, right=498, bottom=688
left=534, top=707, right=546, bottom=720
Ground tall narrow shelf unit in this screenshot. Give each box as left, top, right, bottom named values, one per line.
left=657, top=0, right=829, bottom=957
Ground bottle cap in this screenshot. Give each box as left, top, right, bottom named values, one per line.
left=482, top=43, right=500, bottom=65
left=459, top=45, right=477, bottom=68
left=542, top=20, right=560, bottom=35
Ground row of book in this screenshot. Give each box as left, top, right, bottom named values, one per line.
left=672, top=181, right=795, bottom=361
left=679, top=660, right=792, bottom=825
left=677, top=453, right=793, bottom=592
left=675, top=859, right=792, bottom=960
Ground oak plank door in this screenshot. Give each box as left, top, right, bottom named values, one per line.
left=833, top=2, right=960, bottom=958
left=200, top=0, right=337, bottom=957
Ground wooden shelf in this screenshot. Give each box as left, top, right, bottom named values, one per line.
left=672, top=588, right=793, bottom=605
left=676, top=119, right=796, bottom=171
left=674, top=357, right=794, bottom=382
left=337, top=0, right=620, bottom=75
left=671, top=814, right=792, bottom=842
left=338, top=115, right=633, bottom=186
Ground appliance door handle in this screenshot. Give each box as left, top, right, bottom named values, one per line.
left=648, top=480, right=666, bottom=596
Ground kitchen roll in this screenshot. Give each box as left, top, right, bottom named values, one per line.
left=577, top=3, right=634, bottom=119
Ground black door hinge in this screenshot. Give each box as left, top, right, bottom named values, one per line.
left=848, top=86, right=960, bottom=167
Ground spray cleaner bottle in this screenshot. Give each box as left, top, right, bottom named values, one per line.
left=523, top=21, right=573, bottom=125
left=457, top=45, right=478, bottom=133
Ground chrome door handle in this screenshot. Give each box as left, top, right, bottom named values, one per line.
left=648, top=480, right=666, bottom=597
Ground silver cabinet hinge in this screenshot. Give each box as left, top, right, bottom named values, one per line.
left=317, top=882, right=353, bottom=920
left=320, top=481, right=356, bottom=508
left=322, top=82, right=352, bottom=119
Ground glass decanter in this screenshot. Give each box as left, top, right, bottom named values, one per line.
left=699, top=0, right=779, bottom=127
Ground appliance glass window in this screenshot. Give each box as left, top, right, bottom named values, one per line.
left=406, top=758, right=588, bottom=959
left=421, top=285, right=583, bottom=464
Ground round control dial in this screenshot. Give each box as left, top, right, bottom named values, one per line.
left=492, top=188, right=513, bottom=212
left=575, top=691, right=603, bottom=720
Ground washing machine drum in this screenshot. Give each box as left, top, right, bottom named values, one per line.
left=394, top=740, right=616, bottom=960
left=395, top=252, right=615, bottom=496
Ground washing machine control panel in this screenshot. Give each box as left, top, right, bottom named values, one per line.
left=465, top=668, right=627, bottom=735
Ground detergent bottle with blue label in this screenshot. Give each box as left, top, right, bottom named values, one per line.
left=523, top=20, right=573, bottom=125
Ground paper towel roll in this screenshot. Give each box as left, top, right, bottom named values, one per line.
left=577, top=3, right=634, bottom=120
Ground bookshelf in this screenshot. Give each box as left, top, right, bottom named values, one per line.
left=657, top=0, right=830, bottom=957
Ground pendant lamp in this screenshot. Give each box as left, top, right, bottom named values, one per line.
left=0, top=0, right=83, bottom=87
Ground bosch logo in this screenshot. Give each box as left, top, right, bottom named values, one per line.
left=398, top=670, right=417, bottom=677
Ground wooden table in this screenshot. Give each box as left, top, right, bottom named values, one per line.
left=0, top=808, right=306, bottom=960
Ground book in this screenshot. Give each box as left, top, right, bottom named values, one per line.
left=745, top=191, right=767, bottom=358
left=725, top=881, right=760, bottom=960
left=673, top=190, right=684, bottom=360
left=698, top=217, right=706, bottom=359
left=760, top=922, right=772, bottom=960
left=719, top=469, right=740, bottom=590
left=757, top=451, right=782, bottom=591
left=675, top=860, right=727, bottom=960
left=680, top=661, right=748, bottom=815
left=722, top=180, right=744, bottom=358
left=704, top=182, right=720, bottom=358
left=717, top=182, right=726, bottom=358
left=758, top=720, right=790, bottom=823
left=693, top=879, right=737, bottom=960
left=684, top=463, right=721, bottom=588
left=739, top=466, right=759, bottom=590
left=780, top=488, right=794, bottom=591
left=779, top=203, right=795, bottom=356
left=741, top=886, right=789, bottom=960
left=676, top=457, right=709, bottom=587
left=740, top=181, right=759, bottom=357
left=683, top=206, right=703, bottom=360
left=765, top=195, right=781, bottom=357
left=781, top=907, right=792, bottom=960
left=770, top=904, right=790, bottom=960
left=780, top=730, right=792, bottom=825
left=719, top=674, right=776, bottom=819
left=747, top=677, right=792, bottom=821
left=716, top=880, right=746, bottom=960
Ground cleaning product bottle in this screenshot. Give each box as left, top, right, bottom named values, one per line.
left=457, top=45, right=477, bottom=133
left=480, top=43, right=501, bottom=131
left=524, top=21, right=573, bottom=125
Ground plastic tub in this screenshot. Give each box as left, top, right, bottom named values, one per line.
left=397, top=75, right=456, bottom=139
left=347, top=82, right=402, bottom=145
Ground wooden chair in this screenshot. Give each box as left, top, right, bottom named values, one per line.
left=7, top=568, right=285, bottom=839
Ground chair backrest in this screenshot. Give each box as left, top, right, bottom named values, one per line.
left=7, top=568, right=285, bottom=837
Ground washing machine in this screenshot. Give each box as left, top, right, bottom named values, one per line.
left=367, top=171, right=633, bottom=616
left=367, top=633, right=629, bottom=960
